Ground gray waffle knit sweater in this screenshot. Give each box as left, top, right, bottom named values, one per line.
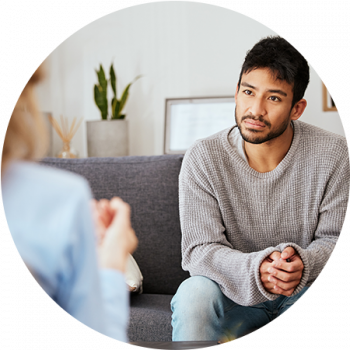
left=179, top=120, right=350, bottom=306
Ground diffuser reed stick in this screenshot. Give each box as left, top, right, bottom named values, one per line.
left=49, top=115, right=82, bottom=158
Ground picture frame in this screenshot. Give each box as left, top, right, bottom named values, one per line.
left=164, top=96, right=235, bottom=154
left=322, top=83, right=337, bottom=112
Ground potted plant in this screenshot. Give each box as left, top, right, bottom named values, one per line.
left=86, top=63, right=141, bottom=157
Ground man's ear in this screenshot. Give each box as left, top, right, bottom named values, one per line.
left=235, top=84, right=239, bottom=103
left=291, top=99, right=307, bottom=121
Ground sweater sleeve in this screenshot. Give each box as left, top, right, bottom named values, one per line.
left=274, top=145, right=350, bottom=297
left=179, top=148, right=280, bottom=306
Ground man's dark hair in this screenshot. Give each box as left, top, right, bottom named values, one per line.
left=238, top=36, right=310, bottom=107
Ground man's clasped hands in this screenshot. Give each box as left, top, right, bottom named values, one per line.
left=91, top=197, right=303, bottom=296
left=260, top=247, right=304, bottom=296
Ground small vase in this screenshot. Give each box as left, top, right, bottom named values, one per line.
left=57, top=141, right=78, bottom=159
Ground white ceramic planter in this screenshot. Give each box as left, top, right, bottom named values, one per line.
left=86, top=119, right=129, bottom=157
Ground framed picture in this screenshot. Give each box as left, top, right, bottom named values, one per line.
left=322, top=83, right=337, bottom=112
left=164, top=96, right=235, bottom=154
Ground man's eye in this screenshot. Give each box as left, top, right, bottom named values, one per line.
left=269, top=96, right=281, bottom=102
left=243, top=90, right=252, bottom=95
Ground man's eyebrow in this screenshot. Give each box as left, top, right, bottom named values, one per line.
left=241, top=82, right=256, bottom=89
left=241, top=82, right=288, bottom=97
left=267, top=89, right=287, bottom=97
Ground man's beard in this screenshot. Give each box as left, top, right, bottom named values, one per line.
left=235, top=108, right=291, bottom=145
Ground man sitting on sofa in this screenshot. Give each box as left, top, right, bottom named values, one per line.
left=171, top=36, right=350, bottom=341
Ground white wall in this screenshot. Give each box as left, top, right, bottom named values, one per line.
left=35, top=2, right=345, bottom=158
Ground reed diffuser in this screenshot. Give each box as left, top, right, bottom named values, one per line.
left=49, top=115, right=82, bottom=158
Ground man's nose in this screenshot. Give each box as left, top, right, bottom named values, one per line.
left=249, top=98, right=266, bottom=117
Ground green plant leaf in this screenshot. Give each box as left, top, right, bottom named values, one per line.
left=94, top=64, right=109, bottom=119
left=111, top=97, right=120, bottom=119
left=119, top=83, right=131, bottom=115
left=118, top=75, right=143, bottom=114
left=119, top=75, right=142, bottom=119
left=96, top=65, right=107, bottom=91
left=133, top=74, right=143, bottom=83
left=94, top=84, right=108, bottom=120
left=110, top=64, right=117, bottom=98
left=111, top=97, right=116, bottom=118
left=114, top=101, right=121, bottom=119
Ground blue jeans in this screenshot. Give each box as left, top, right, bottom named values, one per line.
left=171, top=276, right=308, bottom=341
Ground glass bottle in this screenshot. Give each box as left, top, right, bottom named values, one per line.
left=57, top=141, right=78, bottom=158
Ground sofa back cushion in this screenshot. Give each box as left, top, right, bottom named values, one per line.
left=41, top=155, right=190, bottom=294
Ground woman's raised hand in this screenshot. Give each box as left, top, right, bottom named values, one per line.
left=92, top=197, right=138, bottom=272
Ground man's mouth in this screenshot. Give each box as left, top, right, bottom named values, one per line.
left=243, top=119, right=266, bottom=129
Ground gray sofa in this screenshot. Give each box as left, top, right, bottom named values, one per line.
left=41, top=155, right=190, bottom=342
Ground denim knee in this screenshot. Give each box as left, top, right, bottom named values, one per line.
left=171, top=276, right=236, bottom=341
left=171, top=276, right=224, bottom=318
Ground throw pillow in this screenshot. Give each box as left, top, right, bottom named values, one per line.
left=125, top=254, right=143, bottom=293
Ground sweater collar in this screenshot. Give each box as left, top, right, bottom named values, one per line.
left=222, top=120, right=301, bottom=179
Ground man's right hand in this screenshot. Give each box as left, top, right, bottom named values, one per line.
left=260, top=247, right=304, bottom=297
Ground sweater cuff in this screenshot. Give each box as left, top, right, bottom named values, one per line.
left=254, top=244, right=311, bottom=300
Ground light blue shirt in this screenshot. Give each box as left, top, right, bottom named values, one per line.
left=1, top=161, right=129, bottom=342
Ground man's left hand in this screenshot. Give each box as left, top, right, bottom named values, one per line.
left=267, top=247, right=304, bottom=296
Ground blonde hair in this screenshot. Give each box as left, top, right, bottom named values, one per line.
left=2, top=66, right=48, bottom=173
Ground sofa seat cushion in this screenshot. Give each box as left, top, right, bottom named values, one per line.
left=128, top=294, right=173, bottom=342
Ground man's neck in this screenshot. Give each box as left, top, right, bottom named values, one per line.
left=244, top=123, right=294, bottom=173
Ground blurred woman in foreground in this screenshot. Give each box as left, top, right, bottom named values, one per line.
left=1, top=67, right=137, bottom=342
